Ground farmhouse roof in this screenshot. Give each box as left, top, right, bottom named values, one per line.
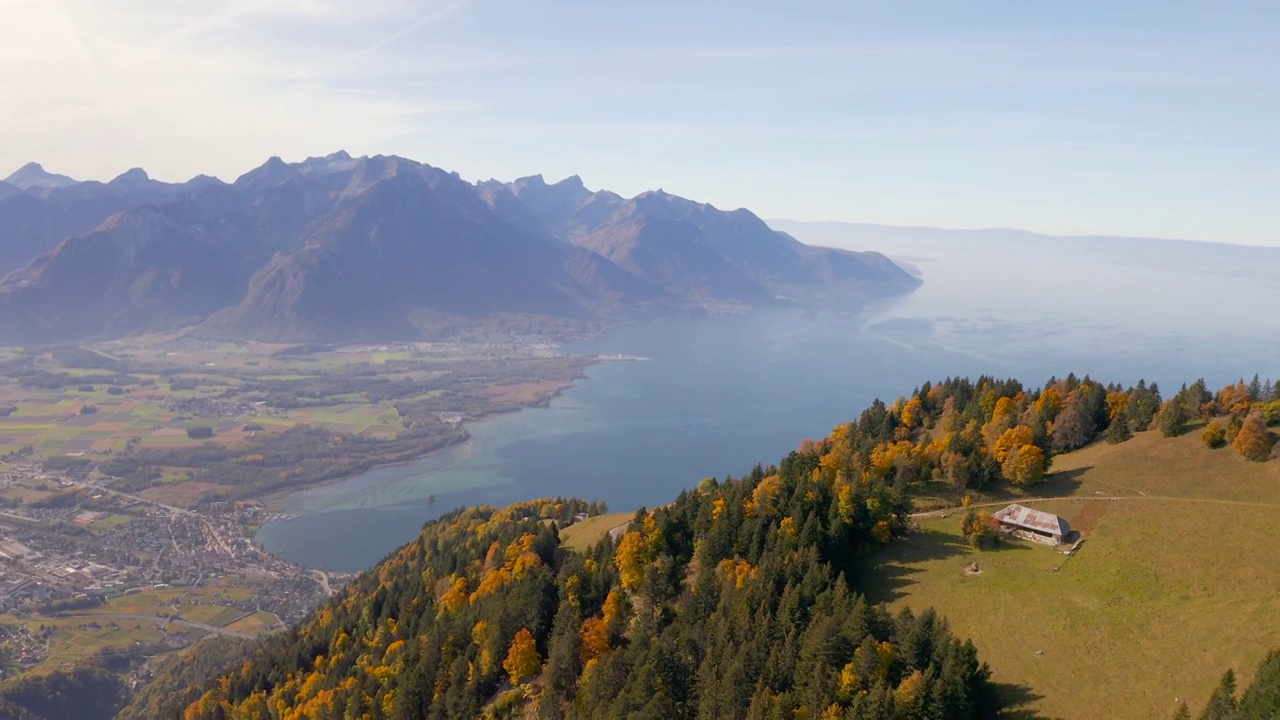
left=991, top=504, right=1071, bottom=537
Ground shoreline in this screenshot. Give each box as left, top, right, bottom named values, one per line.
left=254, top=353, right=644, bottom=514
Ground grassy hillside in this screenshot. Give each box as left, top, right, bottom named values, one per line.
left=858, top=430, right=1280, bottom=718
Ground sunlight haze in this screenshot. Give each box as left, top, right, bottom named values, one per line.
left=3, top=0, right=1279, bottom=244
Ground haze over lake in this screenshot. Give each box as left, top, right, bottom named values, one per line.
left=258, top=235, right=1280, bottom=571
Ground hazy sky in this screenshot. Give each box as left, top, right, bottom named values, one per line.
left=4, top=1, right=1278, bottom=244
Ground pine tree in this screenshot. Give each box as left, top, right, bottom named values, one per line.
left=1159, top=398, right=1190, bottom=438
left=1106, top=407, right=1133, bottom=444
left=1199, top=669, right=1238, bottom=720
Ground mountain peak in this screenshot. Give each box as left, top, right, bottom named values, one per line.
left=5, top=162, right=79, bottom=190
left=109, top=167, right=151, bottom=186
left=234, top=155, right=297, bottom=189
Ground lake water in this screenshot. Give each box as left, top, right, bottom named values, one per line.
left=257, top=242, right=1280, bottom=571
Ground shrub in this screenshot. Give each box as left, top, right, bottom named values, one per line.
left=1203, top=421, right=1227, bottom=449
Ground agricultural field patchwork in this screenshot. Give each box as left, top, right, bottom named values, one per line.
left=0, top=338, right=592, bottom=503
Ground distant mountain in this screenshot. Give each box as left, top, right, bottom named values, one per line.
left=4, top=162, right=78, bottom=191
left=0, top=154, right=919, bottom=343
left=499, top=175, right=921, bottom=305
left=0, top=165, right=224, bottom=275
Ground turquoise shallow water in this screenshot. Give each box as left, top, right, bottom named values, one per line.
left=258, top=257, right=1280, bottom=571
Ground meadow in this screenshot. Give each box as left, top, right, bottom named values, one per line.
left=855, top=430, right=1280, bottom=719
left=558, top=512, right=633, bottom=552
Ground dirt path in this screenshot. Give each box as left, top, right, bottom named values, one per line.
left=911, top=494, right=1280, bottom=518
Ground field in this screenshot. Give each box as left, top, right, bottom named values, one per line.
left=856, top=430, right=1280, bottom=719
left=0, top=338, right=592, bottom=506
left=559, top=512, right=633, bottom=552
left=0, top=583, right=283, bottom=674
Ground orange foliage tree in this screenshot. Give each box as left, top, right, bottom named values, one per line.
left=503, top=628, right=541, bottom=685
left=1232, top=411, right=1273, bottom=461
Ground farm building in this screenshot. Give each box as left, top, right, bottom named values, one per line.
left=991, top=504, right=1072, bottom=546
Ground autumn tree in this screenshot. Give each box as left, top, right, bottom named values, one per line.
left=1232, top=411, right=1273, bottom=461
left=1002, top=444, right=1046, bottom=486
left=992, top=425, right=1035, bottom=464
left=1051, top=395, right=1093, bottom=452
left=961, top=509, right=998, bottom=548
left=1203, top=421, right=1227, bottom=449
left=503, top=628, right=541, bottom=685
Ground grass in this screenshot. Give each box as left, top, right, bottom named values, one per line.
left=223, top=611, right=280, bottom=635
left=87, top=513, right=134, bottom=533
left=179, top=605, right=249, bottom=628
left=856, top=430, right=1280, bottom=719
left=560, top=512, right=633, bottom=552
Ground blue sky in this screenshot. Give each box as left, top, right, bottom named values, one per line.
left=3, top=1, right=1278, bottom=244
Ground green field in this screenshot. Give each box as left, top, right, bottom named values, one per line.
left=559, top=512, right=633, bottom=552
left=856, top=430, right=1280, bottom=719
left=87, top=513, right=134, bottom=533
left=223, top=611, right=281, bottom=635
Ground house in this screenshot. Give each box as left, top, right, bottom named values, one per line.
left=991, top=504, right=1072, bottom=546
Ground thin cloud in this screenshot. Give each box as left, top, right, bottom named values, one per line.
left=356, top=1, right=471, bottom=57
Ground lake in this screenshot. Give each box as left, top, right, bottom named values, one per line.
left=257, top=242, right=1280, bottom=571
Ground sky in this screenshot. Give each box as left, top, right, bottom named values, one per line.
left=3, top=1, right=1279, bottom=245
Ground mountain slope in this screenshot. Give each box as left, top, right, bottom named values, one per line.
left=176, top=468, right=997, bottom=718
left=0, top=154, right=919, bottom=342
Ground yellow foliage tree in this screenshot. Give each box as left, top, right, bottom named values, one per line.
left=614, top=530, right=649, bottom=591
left=502, top=628, right=541, bottom=685
left=438, top=575, right=468, bottom=616
left=900, top=395, right=924, bottom=429
left=992, top=425, right=1035, bottom=464
left=1105, top=390, right=1128, bottom=420
left=894, top=669, right=925, bottom=708
left=1002, top=444, right=1046, bottom=486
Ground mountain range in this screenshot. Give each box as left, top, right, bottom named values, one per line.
left=0, top=154, right=918, bottom=343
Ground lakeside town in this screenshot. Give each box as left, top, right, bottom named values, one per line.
left=0, top=457, right=342, bottom=675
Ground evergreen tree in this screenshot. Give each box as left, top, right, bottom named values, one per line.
left=1106, top=407, right=1133, bottom=444
left=1199, top=669, right=1238, bottom=720
left=1159, top=398, right=1190, bottom=438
